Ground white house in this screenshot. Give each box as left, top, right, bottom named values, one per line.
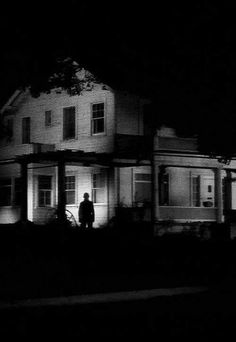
left=0, top=80, right=152, bottom=227
left=1, top=74, right=236, bottom=235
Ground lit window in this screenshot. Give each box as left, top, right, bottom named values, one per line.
left=45, top=110, right=52, bottom=127
left=92, top=103, right=105, bottom=134
left=65, top=176, right=76, bottom=204
left=0, top=178, right=12, bottom=206
left=134, top=173, right=151, bottom=205
left=38, top=175, right=52, bottom=207
left=22, top=117, right=30, bottom=143
left=63, top=107, right=75, bottom=140
left=92, top=172, right=106, bottom=203
left=192, top=176, right=200, bottom=207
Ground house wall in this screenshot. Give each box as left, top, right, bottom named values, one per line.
left=5, top=87, right=115, bottom=154
left=0, top=87, right=150, bottom=226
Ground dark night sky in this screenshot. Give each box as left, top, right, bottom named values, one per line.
left=1, top=2, right=236, bottom=145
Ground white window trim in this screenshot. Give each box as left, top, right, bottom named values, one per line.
left=37, top=175, right=53, bottom=208
left=190, top=173, right=201, bottom=207
left=65, top=173, right=77, bottom=206
left=91, top=170, right=107, bottom=204
left=133, top=171, right=152, bottom=205
left=90, top=101, right=107, bottom=136
left=62, top=106, right=77, bottom=141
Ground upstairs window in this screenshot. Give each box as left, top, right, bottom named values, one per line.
left=92, top=103, right=105, bottom=135
left=92, top=172, right=106, bottom=203
left=38, top=175, right=52, bottom=207
left=0, top=178, right=12, bottom=206
left=134, top=173, right=151, bottom=205
left=45, top=110, right=52, bottom=127
left=65, top=176, right=76, bottom=204
left=22, top=117, right=30, bottom=144
left=63, top=107, right=75, bottom=140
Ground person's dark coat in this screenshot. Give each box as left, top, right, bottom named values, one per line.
left=79, top=200, right=95, bottom=223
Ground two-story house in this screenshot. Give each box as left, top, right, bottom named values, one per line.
left=0, top=80, right=152, bottom=226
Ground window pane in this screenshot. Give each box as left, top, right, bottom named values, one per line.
left=38, top=176, right=52, bottom=207
left=192, top=176, right=200, bottom=207
left=93, top=118, right=104, bottom=134
left=65, top=176, right=75, bottom=189
left=39, top=191, right=45, bottom=206
left=22, top=117, right=30, bottom=143
left=92, top=103, right=104, bottom=118
left=63, top=107, right=75, bottom=139
left=38, top=176, right=52, bottom=189
left=92, top=172, right=106, bottom=203
left=66, top=191, right=75, bottom=204
left=93, top=188, right=105, bottom=203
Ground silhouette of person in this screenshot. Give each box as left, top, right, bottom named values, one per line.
left=79, top=192, right=95, bottom=229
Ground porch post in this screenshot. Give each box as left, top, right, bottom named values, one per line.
left=20, top=161, right=28, bottom=222
left=224, top=170, right=232, bottom=223
left=152, top=130, right=160, bottom=224
left=57, top=160, right=66, bottom=222
left=216, top=167, right=223, bottom=223
left=152, top=157, right=160, bottom=222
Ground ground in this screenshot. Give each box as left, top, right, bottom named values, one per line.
left=0, top=222, right=235, bottom=337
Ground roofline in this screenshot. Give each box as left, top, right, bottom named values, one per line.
left=0, top=89, right=22, bottom=115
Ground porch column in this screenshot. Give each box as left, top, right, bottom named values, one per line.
left=152, top=156, right=160, bottom=222
left=57, top=160, right=66, bottom=221
left=224, top=170, right=232, bottom=223
left=20, top=161, right=28, bottom=222
left=215, top=167, right=223, bottom=223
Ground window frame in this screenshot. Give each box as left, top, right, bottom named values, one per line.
left=45, top=110, right=52, bottom=127
left=38, top=175, right=53, bottom=207
left=22, top=117, right=31, bottom=144
left=133, top=172, right=152, bottom=206
left=63, top=106, right=76, bottom=140
left=91, top=102, right=106, bottom=136
left=92, top=170, right=107, bottom=204
left=191, top=175, right=201, bottom=207
left=65, top=175, right=76, bottom=205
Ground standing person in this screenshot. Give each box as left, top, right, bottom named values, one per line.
left=79, top=192, right=95, bottom=229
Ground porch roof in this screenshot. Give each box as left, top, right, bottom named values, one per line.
left=14, top=149, right=151, bottom=167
